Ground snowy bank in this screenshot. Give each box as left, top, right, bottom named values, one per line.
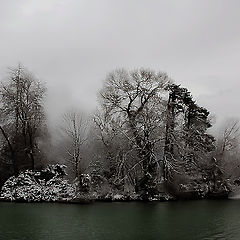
left=0, top=165, right=76, bottom=202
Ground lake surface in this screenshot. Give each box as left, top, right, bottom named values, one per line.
left=0, top=200, right=240, bottom=240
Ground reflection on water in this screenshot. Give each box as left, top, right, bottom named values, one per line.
left=0, top=200, right=240, bottom=240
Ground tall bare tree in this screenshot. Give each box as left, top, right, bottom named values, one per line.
left=98, top=68, right=170, bottom=198
left=0, top=65, right=46, bottom=172
left=62, top=110, right=88, bottom=178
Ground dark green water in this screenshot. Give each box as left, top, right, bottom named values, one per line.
left=0, top=200, right=240, bottom=240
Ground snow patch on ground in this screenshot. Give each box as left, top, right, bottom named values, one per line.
left=0, top=168, right=76, bottom=202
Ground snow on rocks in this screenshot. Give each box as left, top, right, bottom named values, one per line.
left=0, top=166, right=76, bottom=202
left=0, top=165, right=176, bottom=203
left=112, top=194, right=125, bottom=201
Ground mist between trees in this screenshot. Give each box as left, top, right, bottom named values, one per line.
left=0, top=65, right=240, bottom=201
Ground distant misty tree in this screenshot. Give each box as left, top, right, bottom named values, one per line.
left=217, top=119, right=240, bottom=159
left=0, top=65, right=46, bottom=174
left=61, top=110, right=88, bottom=179
left=215, top=119, right=240, bottom=187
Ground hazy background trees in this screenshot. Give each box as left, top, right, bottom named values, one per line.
left=61, top=110, right=89, bottom=178
left=215, top=119, right=240, bottom=185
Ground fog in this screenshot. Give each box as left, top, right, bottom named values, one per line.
left=0, top=0, right=240, bottom=129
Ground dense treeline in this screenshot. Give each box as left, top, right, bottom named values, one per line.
left=0, top=65, right=239, bottom=201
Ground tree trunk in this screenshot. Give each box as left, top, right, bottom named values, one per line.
left=163, top=91, right=176, bottom=182
left=75, top=159, right=79, bottom=179
left=0, top=126, right=18, bottom=176
left=27, top=124, right=35, bottom=170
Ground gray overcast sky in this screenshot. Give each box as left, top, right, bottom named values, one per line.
left=0, top=0, right=240, bottom=128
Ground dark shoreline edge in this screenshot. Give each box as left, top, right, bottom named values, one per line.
left=0, top=195, right=231, bottom=204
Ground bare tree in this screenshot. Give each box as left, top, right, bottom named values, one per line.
left=62, top=110, right=88, bottom=178
left=93, top=109, right=136, bottom=191
left=0, top=65, right=46, bottom=172
left=217, top=118, right=240, bottom=158
left=98, top=68, right=171, bottom=198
